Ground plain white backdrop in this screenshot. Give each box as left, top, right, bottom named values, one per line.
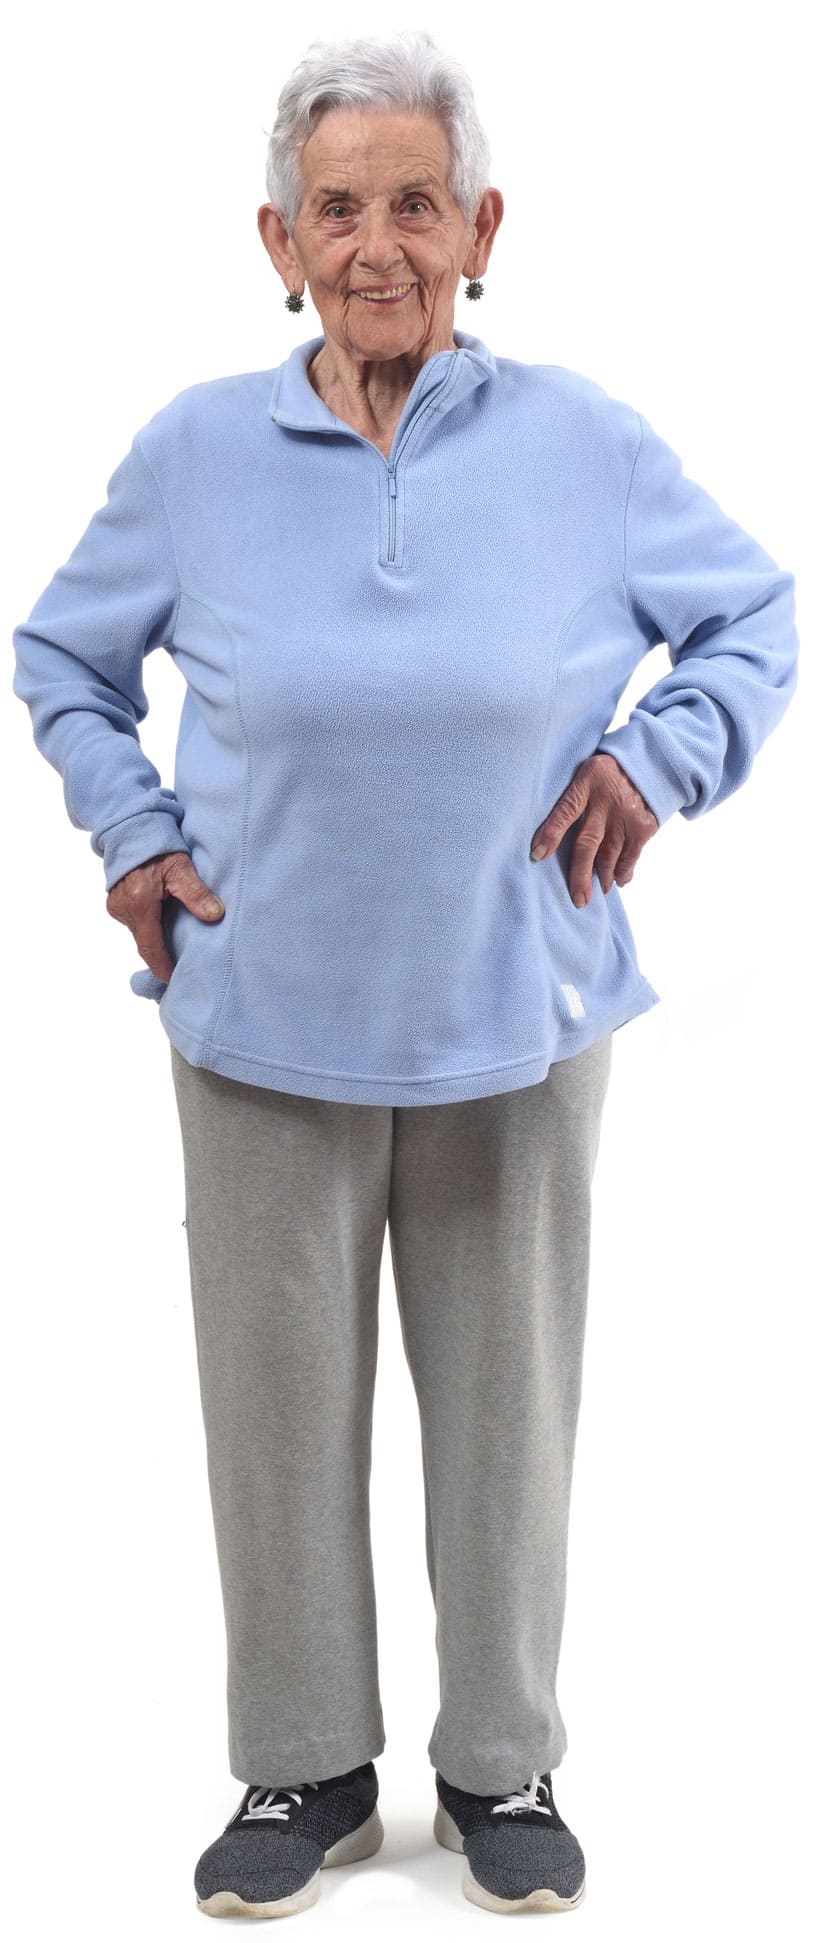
left=2, top=2, right=814, bottom=1936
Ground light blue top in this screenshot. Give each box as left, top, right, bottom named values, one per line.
left=11, top=329, right=798, bottom=1104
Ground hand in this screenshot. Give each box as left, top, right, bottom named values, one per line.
left=106, top=851, right=224, bottom=985
left=530, top=753, right=659, bottom=907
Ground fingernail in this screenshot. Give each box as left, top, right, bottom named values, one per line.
left=531, top=844, right=548, bottom=861
left=573, top=891, right=586, bottom=907
left=203, top=896, right=222, bottom=915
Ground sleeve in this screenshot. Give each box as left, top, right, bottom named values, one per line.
left=595, top=410, right=799, bottom=827
left=11, top=430, right=192, bottom=891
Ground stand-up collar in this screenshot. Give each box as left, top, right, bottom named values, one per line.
left=268, top=327, right=497, bottom=436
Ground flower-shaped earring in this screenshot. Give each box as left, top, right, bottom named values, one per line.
left=285, top=289, right=305, bottom=312
left=464, top=277, right=484, bottom=300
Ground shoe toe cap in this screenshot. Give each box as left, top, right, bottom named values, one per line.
left=466, top=1825, right=585, bottom=1901
left=194, top=1829, right=324, bottom=1901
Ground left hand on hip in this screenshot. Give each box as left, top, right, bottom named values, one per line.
left=530, top=752, right=659, bottom=907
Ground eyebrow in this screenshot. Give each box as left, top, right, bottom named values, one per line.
left=314, top=179, right=437, bottom=200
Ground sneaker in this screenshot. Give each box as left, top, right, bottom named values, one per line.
left=194, top=1760, right=384, bottom=1917
left=434, top=1767, right=586, bottom=1913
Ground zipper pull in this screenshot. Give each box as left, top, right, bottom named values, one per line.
left=388, top=469, right=397, bottom=497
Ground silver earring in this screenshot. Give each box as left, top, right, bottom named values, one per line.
left=285, top=289, right=304, bottom=312
left=464, top=277, right=484, bottom=300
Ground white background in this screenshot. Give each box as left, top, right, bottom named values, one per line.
left=2, top=2, right=814, bottom=1936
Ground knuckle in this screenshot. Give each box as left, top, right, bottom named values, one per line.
left=162, top=850, right=191, bottom=879
left=572, top=822, right=603, bottom=849
left=561, top=779, right=587, bottom=811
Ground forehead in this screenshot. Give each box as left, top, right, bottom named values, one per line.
left=300, top=107, right=451, bottom=193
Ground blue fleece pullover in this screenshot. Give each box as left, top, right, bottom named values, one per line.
left=11, top=328, right=798, bottom=1104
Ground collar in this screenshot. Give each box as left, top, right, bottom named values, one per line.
left=267, top=326, right=497, bottom=435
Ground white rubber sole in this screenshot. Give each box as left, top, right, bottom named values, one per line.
left=433, top=1799, right=587, bottom=1914
left=196, top=1802, right=385, bottom=1918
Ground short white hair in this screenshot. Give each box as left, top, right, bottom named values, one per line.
left=265, top=28, right=492, bottom=234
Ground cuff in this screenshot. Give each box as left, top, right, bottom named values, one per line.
left=100, top=810, right=190, bottom=892
left=596, top=720, right=693, bottom=828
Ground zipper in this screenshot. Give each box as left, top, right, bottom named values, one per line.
left=302, top=355, right=458, bottom=566
left=381, top=361, right=459, bottom=564
left=387, top=468, right=397, bottom=562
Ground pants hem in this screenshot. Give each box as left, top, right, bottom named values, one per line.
left=429, top=1744, right=567, bottom=1795
left=229, top=1725, right=387, bottom=1789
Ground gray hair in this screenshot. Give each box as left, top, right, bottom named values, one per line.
left=264, top=28, right=492, bottom=235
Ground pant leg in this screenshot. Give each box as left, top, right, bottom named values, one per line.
left=386, top=1031, right=614, bottom=1797
left=169, top=1040, right=392, bottom=1788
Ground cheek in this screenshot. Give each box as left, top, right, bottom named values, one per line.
left=423, top=248, right=459, bottom=277
left=413, top=258, right=444, bottom=284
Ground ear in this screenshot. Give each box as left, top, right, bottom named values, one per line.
left=463, top=187, right=504, bottom=281
left=257, top=203, right=303, bottom=291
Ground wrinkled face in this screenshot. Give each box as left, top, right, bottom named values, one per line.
left=289, top=108, right=477, bottom=358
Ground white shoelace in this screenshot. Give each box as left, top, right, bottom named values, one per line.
left=243, top=1782, right=320, bottom=1822
left=490, top=1771, right=553, bottom=1819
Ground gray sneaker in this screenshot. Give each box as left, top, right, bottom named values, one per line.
left=195, top=1761, right=384, bottom=1917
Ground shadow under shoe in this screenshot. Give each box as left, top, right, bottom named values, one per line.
left=195, top=1762, right=384, bottom=1918
left=434, top=1767, right=586, bottom=1914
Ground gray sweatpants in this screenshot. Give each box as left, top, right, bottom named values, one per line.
left=169, top=1030, right=613, bottom=1798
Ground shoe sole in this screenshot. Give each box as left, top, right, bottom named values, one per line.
left=433, top=1799, right=586, bottom=1914
left=196, top=1803, right=385, bottom=1918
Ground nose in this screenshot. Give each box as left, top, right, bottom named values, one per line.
left=355, top=202, right=408, bottom=274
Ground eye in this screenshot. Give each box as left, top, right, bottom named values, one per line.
left=322, top=197, right=430, bottom=219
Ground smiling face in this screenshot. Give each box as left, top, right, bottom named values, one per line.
left=258, top=107, right=502, bottom=365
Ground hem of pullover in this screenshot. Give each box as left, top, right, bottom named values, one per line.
left=159, top=978, right=661, bottom=1106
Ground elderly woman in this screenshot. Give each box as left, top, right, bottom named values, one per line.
left=12, top=28, right=798, bottom=1924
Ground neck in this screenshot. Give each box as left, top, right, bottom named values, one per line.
left=308, top=326, right=459, bottom=442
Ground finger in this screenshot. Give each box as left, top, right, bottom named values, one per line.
left=530, top=776, right=590, bottom=859
left=593, top=823, right=628, bottom=894
left=610, top=827, right=651, bottom=888
left=607, top=821, right=656, bottom=888
left=136, top=902, right=176, bottom=986
left=568, top=812, right=610, bottom=906
left=616, top=828, right=646, bottom=872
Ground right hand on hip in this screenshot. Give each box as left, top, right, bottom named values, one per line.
left=106, top=851, right=224, bottom=987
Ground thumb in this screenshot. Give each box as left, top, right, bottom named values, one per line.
left=162, top=853, right=224, bottom=920
left=196, top=890, right=224, bottom=920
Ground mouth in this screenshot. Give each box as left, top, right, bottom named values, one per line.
left=353, top=281, right=416, bottom=305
